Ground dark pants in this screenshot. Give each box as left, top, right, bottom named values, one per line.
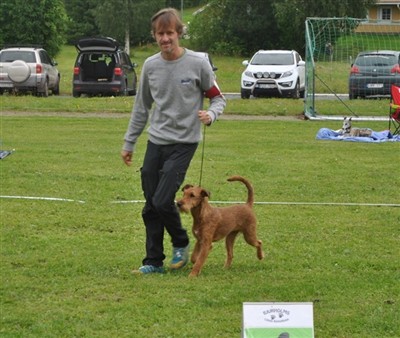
left=140, top=141, right=198, bottom=267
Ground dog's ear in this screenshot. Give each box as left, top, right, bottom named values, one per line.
left=200, top=189, right=210, bottom=198
left=182, top=184, right=193, bottom=191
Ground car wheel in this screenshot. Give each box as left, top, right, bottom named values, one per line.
left=73, top=90, right=81, bottom=98
left=52, top=76, right=60, bottom=95
left=241, top=89, right=251, bottom=99
left=292, top=81, right=300, bottom=99
left=124, top=81, right=130, bottom=96
left=129, top=79, right=137, bottom=96
left=349, top=91, right=356, bottom=100
left=38, top=80, right=49, bottom=97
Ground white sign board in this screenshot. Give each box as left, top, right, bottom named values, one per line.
left=243, top=302, right=314, bottom=338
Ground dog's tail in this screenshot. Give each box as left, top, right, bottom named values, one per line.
left=227, top=175, right=254, bottom=207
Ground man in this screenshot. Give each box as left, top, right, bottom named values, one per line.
left=121, top=8, right=226, bottom=274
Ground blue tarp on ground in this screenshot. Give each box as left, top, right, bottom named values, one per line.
left=316, top=128, right=400, bottom=143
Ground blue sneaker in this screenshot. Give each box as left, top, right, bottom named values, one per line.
left=132, top=265, right=165, bottom=275
left=170, top=244, right=190, bottom=270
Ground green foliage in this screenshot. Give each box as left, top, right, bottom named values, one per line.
left=94, top=0, right=163, bottom=46
left=166, top=0, right=206, bottom=8
left=1, top=116, right=398, bottom=337
left=188, top=0, right=377, bottom=56
left=64, top=0, right=99, bottom=44
left=275, top=0, right=376, bottom=55
left=0, top=0, right=68, bottom=57
left=189, top=0, right=279, bottom=55
left=187, top=1, right=227, bottom=53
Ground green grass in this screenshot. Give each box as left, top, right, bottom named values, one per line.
left=1, top=116, right=399, bottom=337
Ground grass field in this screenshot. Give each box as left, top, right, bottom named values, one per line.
left=1, top=115, right=399, bottom=337
left=0, top=12, right=399, bottom=335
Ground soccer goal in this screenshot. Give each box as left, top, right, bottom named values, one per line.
left=304, top=17, right=400, bottom=119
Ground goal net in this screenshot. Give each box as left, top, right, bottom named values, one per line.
left=304, top=17, right=400, bottom=119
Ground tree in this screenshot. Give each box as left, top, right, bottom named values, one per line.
left=274, top=0, right=376, bottom=55
left=94, top=0, right=163, bottom=53
left=64, top=0, right=99, bottom=44
left=188, top=0, right=376, bottom=56
left=0, top=0, right=68, bottom=57
left=189, top=0, right=279, bottom=56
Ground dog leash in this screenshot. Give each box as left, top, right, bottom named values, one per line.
left=199, top=124, right=206, bottom=186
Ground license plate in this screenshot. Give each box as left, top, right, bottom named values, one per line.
left=257, top=84, right=276, bottom=89
left=367, top=83, right=383, bottom=89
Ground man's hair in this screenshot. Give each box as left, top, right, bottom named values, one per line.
left=151, top=8, right=184, bottom=37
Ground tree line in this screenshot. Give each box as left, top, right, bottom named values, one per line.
left=0, top=0, right=375, bottom=57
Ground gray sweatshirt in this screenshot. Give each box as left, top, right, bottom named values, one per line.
left=123, top=49, right=226, bottom=152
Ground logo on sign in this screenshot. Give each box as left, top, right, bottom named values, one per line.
left=263, top=308, right=290, bottom=323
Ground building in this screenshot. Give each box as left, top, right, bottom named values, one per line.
left=357, top=0, right=400, bottom=33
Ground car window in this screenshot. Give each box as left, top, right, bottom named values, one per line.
left=119, top=52, right=131, bottom=67
left=355, top=54, right=397, bottom=67
left=251, top=53, right=294, bottom=66
left=0, top=51, right=36, bottom=63
left=39, top=50, right=51, bottom=65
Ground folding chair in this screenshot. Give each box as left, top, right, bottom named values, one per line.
left=389, top=84, right=400, bottom=135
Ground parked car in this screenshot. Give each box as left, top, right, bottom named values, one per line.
left=72, top=37, right=137, bottom=97
left=349, top=50, right=400, bottom=99
left=240, top=50, right=305, bottom=99
left=0, top=46, right=60, bottom=97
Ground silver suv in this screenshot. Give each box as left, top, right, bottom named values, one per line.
left=0, top=46, right=60, bottom=97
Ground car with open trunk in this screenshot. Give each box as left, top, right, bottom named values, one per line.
left=72, top=37, right=137, bottom=97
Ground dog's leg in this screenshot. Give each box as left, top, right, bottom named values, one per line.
left=191, top=240, right=201, bottom=264
left=243, top=228, right=265, bottom=260
left=224, top=231, right=239, bottom=268
left=189, top=236, right=213, bottom=277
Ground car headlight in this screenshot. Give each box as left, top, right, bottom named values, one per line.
left=281, top=70, right=293, bottom=78
left=244, top=71, right=254, bottom=78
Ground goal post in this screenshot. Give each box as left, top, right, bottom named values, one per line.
left=304, top=17, right=400, bottom=119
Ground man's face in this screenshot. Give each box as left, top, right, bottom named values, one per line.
left=154, top=22, right=180, bottom=56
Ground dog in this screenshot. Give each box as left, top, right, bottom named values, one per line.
left=338, top=117, right=372, bottom=137
left=176, top=175, right=264, bottom=277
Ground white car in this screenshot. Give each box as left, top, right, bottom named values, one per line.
left=0, top=46, right=60, bottom=97
left=241, top=50, right=305, bottom=99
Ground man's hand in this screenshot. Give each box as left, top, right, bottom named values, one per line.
left=198, top=110, right=212, bottom=125
left=121, top=150, right=133, bottom=166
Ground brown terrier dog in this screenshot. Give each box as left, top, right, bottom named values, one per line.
left=176, top=175, right=264, bottom=277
